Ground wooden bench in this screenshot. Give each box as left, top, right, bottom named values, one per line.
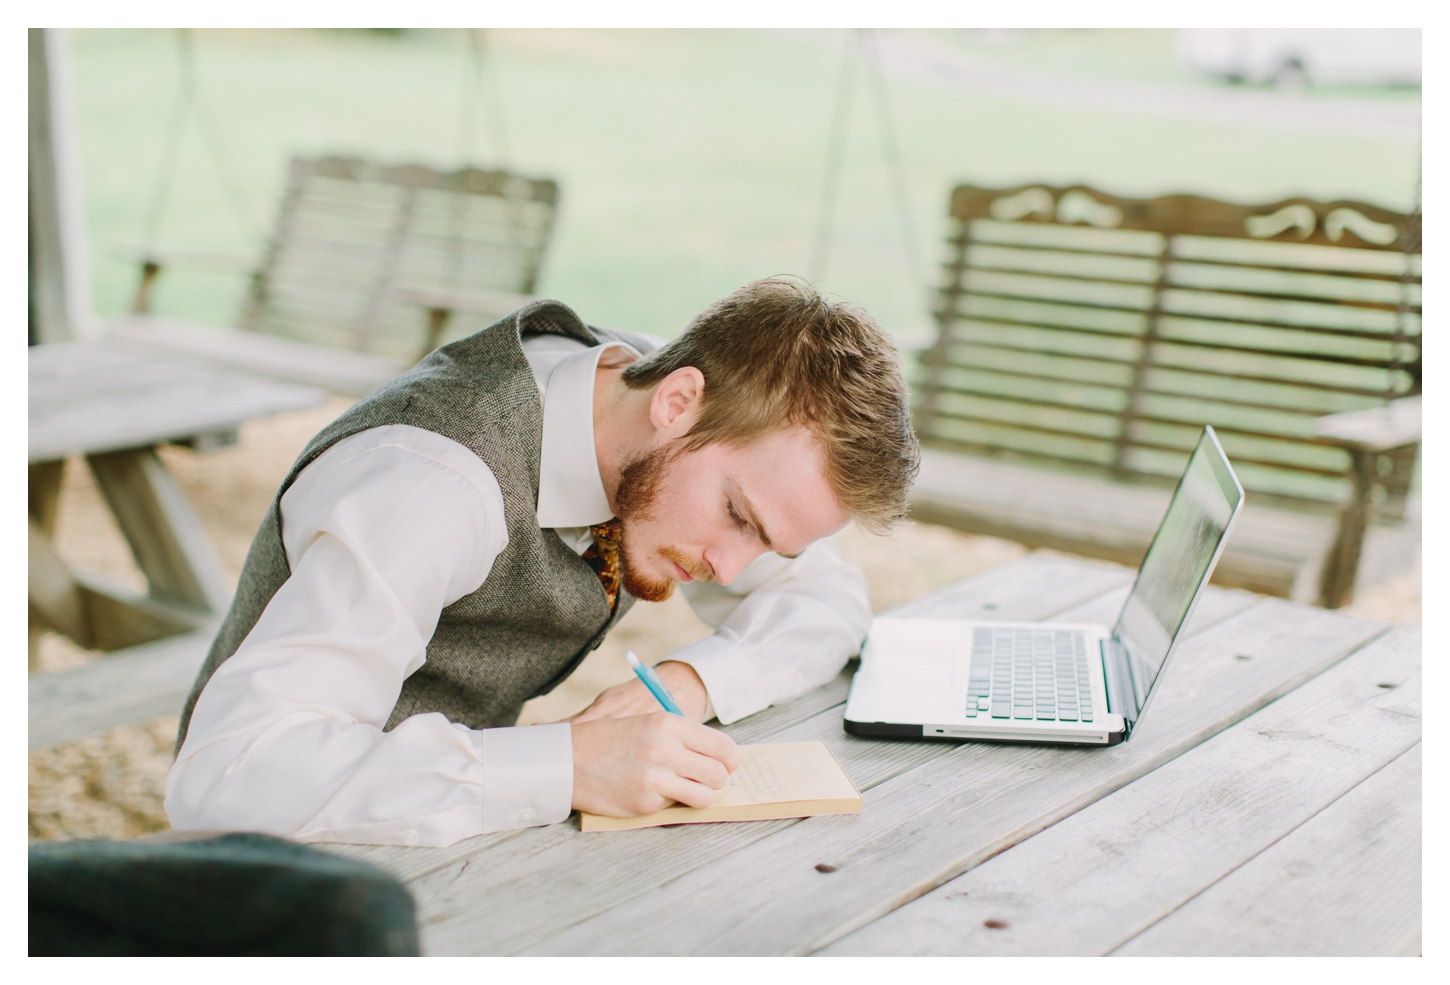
left=106, top=155, right=560, bottom=394
left=910, top=184, right=1421, bottom=608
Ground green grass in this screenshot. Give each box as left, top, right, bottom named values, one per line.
left=68, top=28, right=1421, bottom=345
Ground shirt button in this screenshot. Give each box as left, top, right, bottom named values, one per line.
left=517, top=808, right=536, bottom=823
left=402, top=829, right=419, bottom=844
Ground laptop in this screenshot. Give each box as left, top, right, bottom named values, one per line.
left=844, top=426, right=1245, bottom=747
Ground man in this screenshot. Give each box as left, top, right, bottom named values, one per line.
left=167, top=277, right=918, bottom=846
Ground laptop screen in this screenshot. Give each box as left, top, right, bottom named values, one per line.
left=1112, top=428, right=1244, bottom=716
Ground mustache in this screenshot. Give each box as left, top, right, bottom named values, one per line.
left=659, top=545, right=713, bottom=582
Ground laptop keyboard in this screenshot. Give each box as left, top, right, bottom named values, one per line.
left=966, top=628, right=1094, bottom=722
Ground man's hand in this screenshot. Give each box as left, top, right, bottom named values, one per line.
left=571, top=713, right=741, bottom=817
left=570, top=660, right=711, bottom=723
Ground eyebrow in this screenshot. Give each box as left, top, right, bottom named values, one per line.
left=736, top=490, right=801, bottom=559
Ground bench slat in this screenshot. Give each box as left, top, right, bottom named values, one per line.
left=919, top=187, right=1420, bottom=530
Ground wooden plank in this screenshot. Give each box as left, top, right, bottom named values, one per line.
left=909, top=447, right=1332, bottom=599
left=401, top=287, right=537, bottom=317
left=29, top=623, right=218, bottom=748
left=406, top=561, right=1249, bottom=956
left=1316, top=395, right=1421, bottom=452
left=320, top=830, right=530, bottom=885
left=28, top=517, right=88, bottom=646
left=103, top=316, right=401, bottom=397
left=393, top=555, right=1134, bottom=954
left=29, top=28, right=86, bottom=346
left=823, top=624, right=1419, bottom=955
left=28, top=340, right=330, bottom=461
left=86, top=447, right=231, bottom=615
left=324, top=671, right=861, bottom=888
left=73, top=571, right=203, bottom=651
left=29, top=460, right=65, bottom=533
left=1116, top=743, right=1421, bottom=956
left=950, top=185, right=1415, bottom=250
left=919, top=185, right=1420, bottom=590
left=521, top=600, right=1385, bottom=955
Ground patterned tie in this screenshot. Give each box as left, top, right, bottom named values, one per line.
left=581, top=518, right=624, bottom=609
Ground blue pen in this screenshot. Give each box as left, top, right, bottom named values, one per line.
left=625, top=650, right=683, bottom=715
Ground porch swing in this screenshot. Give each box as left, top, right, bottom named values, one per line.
left=106, top=29, right=560, bottom=395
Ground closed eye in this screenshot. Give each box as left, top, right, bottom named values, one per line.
left=727, top=496, right=799, bottom=558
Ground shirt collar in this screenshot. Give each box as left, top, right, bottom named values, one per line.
left=535, top=341, right=639, bottom=529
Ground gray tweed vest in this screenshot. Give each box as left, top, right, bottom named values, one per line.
left=176, top=300, right=657, bottom=752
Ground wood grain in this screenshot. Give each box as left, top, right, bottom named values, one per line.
left=235, top=155, right=558, bottom=361
left=400, top=554, right=1134, bottom=955
left=28, top=624, right=218, bottom=748
left=915, top=182, right=1421, bottom=610
left=105, top=316, right=402, bottom=398
left=400, top=558, right=1255, bottom=955
left=1115, top=744, right=1420, bottom=956
left=949, top=185, right=1416, bottom=248
left=823, top=624, right=1419, bottom=955
left=28, top=517, right=89, bottom=646
left=520, top=599, right=1383, bottom=955
left=28, top=340, right=327, bottom=462
left=86, top=447, right=231, bottom=615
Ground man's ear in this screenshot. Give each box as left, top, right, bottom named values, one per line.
left=649, top=366, right=705, bottom=438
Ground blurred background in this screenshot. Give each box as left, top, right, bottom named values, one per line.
left=70, top=28, right=1420, bottom=345
left=30, top=28, right=1422, bottom=843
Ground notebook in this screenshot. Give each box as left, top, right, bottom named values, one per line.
left=579, top=741, right=862, bottom=832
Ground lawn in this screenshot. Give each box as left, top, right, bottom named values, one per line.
left=67, top=28, right=1420, bottom=345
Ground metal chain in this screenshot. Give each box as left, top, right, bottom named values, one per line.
left=808, top=29, right=922, bottom=307
left=140, top=29, right=256, bottom=247
left=862, top=30, right=923, bottom=296
left=807, top=30, right=858, bottom=283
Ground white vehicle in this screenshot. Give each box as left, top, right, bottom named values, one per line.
left=1176, top=28, right=1421, bottom=88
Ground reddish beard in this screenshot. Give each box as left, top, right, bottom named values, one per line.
left=613, top=445, right=709, bottom=602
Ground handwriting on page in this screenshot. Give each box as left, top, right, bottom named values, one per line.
left=717, top=744, right=854, bottom=807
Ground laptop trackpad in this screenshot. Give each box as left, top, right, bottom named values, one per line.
left=851, top=646, right=963, bottom=722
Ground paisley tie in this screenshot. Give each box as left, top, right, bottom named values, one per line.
left=581, top=518, right=623, bottom=609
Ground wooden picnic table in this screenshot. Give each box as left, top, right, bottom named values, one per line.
left=27, top=340, right=327, bottom=665
left=330, top=552, right=1420, bottom=956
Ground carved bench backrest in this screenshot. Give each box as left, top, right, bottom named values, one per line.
left=917, top=184, right=1421, bottom=515
left=238, top=156, right=558, bottom=364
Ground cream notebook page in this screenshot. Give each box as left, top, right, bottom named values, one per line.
left=580, top=741, right=861, bottom=832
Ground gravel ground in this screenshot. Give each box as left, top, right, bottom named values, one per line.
left=28, top=400, right=1420, bottom=842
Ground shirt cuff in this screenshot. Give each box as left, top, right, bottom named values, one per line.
left=663, top=634, right=754, bottom=725
left=476, top=723, right=574, bottom=830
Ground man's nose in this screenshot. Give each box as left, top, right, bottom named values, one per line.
left=705, top=541, right=766, bottom=586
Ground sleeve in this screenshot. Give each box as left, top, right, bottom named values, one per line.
left=164, top=425, right=575, bottom=847
left=666, top=535, right=872, bottom=725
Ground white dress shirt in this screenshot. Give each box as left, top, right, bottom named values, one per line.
left=166, top=333, right=872, bottom=847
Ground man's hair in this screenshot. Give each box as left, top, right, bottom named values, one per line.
left=620, top=276, right=919, bottom=534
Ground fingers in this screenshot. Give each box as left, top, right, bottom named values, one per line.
left=571, top=712, right=746, bottom=818
left=677, top=719, right=741, bottom=773
left=665, top=745, right=732, bottom=791
left=656, top=773, right=720, bottom=810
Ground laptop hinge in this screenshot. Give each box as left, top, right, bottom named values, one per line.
left=1101, top=636, right=1138, bottom=735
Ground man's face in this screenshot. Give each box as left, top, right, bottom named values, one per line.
left=615, top=426, right=849, bottom=602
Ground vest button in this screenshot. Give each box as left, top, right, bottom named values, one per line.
left=402, top=829, right=419, bottom=844
left=517, top=807, right=536, bottom=823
